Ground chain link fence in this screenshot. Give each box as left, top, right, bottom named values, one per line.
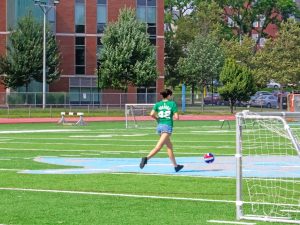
left=0, top=92, right=286, bottom=118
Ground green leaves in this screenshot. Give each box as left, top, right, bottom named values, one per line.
left=98, top=8, right=157, bottom=91
left=0, top=14, right=61, bottom=91
left=251, top=19, right=300, bottom=87
left=177, top=34, right=224, bottom=87
left=219, top=58, right=255, bottom=113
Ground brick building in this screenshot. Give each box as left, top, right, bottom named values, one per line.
left=0, top=0, right=164, bottom=105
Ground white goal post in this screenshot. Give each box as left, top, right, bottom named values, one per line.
left=125, top=104, right=155, bottom=128
left=236, top=111, right=300, bottom=224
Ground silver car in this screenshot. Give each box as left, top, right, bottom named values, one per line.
left=250, top=95, right=278, bottom=108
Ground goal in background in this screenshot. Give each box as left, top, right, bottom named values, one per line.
left=125, top=104, right=155, bottom=128
left=236, top=111, right=300, bottom=224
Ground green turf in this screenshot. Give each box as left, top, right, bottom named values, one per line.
left=0, top=121, right=295, bottom=224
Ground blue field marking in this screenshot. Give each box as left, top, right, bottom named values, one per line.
left=20, top=156, right=300, bottom=177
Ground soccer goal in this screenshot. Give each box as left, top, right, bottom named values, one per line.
left=236, top=110, right=300, bottom=224
left=125, top=104, right=155, bottom=128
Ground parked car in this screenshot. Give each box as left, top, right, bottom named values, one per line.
left=267, top=80, right=281, bottom=89
left=204, top=93, right=227, bottom=105
left=250, top=95, right=278, bottom=108
left=249, top=91, right=272, bottom=104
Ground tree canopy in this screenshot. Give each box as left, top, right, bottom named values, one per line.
left=98, top=8, right=157, bottom=91
left=219, top=58, right=256, bottom=113
left=0, top=14, right=60, bottom=92
left=215, top=0, right=299, bottom=45
left=177, top=34, right=224, bottom=103
left=251, top=19, right=300, bottom=87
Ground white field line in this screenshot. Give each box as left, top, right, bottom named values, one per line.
left=0, top=141, right=234, bottom=149
left=0, top=137, right=235, bottom=143
left=0, top=168, right=235, bottom=179
left=0, top=138, right=235, bottom=146
left=207, top=220, right=256, bottom=225
left=112, top=172, right=235, bottom=179
left=0, top=129, right=89, bottom=134
left=0, top=169, right=19, bottom=171
left=0, top=147, right=234, bottom=155
left=0, top=187, right=236, bottom=204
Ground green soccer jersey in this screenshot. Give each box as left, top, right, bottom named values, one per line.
left=153, top=100, right=178, bottom=127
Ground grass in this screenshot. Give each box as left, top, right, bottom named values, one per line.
left=0, top=121, right=296, bottom=224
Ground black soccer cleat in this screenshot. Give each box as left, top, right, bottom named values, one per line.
left=140, top=157, right=148, bottom=169
left=175, top=164, right=184, bottom=172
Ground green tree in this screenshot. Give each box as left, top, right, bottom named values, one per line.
left=175, top=1, right=226, bottom=46
left=98, top=8, right=157, bottom=91
left=177, top=34, right=224, bottom=104
left=219, top=58, right=256, bottom=113
left=221, top=35, right=256, bottom=68
left=164, top=33, right=184, bottom=89
left=251, top=19, right=300, bottom=88
left=164, top=0, right=194, bottom=33
left=0, top=14, right=60, bottom=92
left=165, top=1, right=228, bottom=88
left=216, top=0, right=299, bottom=46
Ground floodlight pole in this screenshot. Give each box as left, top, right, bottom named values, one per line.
left=34, top=0, right=59, bottom=109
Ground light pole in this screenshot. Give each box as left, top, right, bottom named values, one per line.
left=34, top=0, right=60, bottom=109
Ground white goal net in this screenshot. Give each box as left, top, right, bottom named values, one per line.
left=236, top=111, right=300, bottom=224
left=125, top=104, right=155, bottom=128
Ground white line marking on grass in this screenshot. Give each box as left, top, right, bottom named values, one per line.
left=207, top=220, right=256, bottom=225
left=191, top=130, right=234, bottom=133
left=80, top=153, right=103, bottom=156
left=2, top=137, right=235, bottom=144
left=0, top=159, right=11, bottom=160
left=0, top=187, right=236, bottom=204
left=70, top=135, right=113, bottom=138
left=0, top=169, right=19, bottom=171
left=70, top=134, right=148, bottom=138
left=0, top=147, right=234, bottom=156
left=112, top=172, right=235, bottom=179
left=0, top=142, right=234, bottom=150
left=0, top=129, right=89, bottom=134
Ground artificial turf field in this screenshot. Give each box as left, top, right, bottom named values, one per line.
left=0, top=120, right=296, bottom=225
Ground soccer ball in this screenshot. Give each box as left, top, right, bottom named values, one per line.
left=204, top=153, right=215, bottom=163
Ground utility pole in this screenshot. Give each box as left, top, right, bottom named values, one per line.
left=34, top=0, right=60, bottom=109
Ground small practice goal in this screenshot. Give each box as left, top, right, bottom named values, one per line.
left=236, top=111, right=300, bottom=224
left=125, top=104, right=155, bottom=128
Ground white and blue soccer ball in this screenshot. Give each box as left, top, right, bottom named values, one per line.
left=204, top=153, right=215, bottom=163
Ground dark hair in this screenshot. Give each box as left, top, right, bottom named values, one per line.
left=160, top=89, right=173, bottom=98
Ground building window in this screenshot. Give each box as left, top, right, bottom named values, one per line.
left=251, top=33, right=259, bottom=42
left=96, top=37, right=103, bottom=62
left=97, top=0, right=107, bottom=33
left=69, top=77, right=99, bottom=104
left=75, top=36, right=85, bottom=74
left=75, top=0, right=85, bottom=33
left=137, top=0, right=157, bottom=45
left=137, top=85, right=156, bottom=103
left=259, top=38, right=266, bottom=47
left=48, top=8, right=56, bottom=32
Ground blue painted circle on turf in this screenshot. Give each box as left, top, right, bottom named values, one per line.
left=19, top=156, right=300, bottom=177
